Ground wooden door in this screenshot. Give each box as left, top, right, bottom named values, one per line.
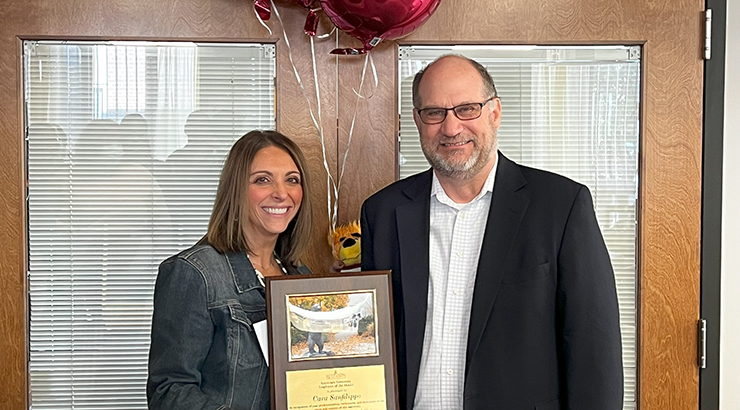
left=0, top=0, right=703, bottom=409
left=334, top=1, right=704, bottom=409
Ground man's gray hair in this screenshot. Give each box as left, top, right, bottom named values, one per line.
left=411, top=54, right=498, bottom=108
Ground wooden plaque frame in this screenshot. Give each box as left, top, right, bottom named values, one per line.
left=265, top=270, right=399, bottom=410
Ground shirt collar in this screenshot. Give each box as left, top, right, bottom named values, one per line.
left=431, top=151, right=499, bottom=209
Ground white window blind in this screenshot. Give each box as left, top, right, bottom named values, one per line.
left=399, top=45, right=639, bottom=410
left=25, top=40, right=276, bottom=409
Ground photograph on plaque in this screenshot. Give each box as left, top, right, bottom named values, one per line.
left=285, top=290, right=379, bottom=362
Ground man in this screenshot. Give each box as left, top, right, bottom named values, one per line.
left=361, top=55, right=623, bottom=409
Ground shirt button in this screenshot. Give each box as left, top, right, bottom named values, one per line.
left=447, top=369, right=454, bottom=375
left=455, top=251, right=462, bottom=257
left=449, top=329, right=455, bottom=334
left=453, top=289, right=460, bottom=295
left=460, top=213, right=466, bottom=219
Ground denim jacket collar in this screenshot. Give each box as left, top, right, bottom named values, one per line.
left=225, top=251, right=263, bottom=294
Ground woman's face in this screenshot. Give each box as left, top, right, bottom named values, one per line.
left=244, top=145, right=303, bottom=242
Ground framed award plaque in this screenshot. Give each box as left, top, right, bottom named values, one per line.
left=265, top=270, right=399, bottom=410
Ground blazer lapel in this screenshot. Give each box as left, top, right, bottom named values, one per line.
left=466, top=154, right=529, bottom=375
left=396, top=170, right=432, bottom=399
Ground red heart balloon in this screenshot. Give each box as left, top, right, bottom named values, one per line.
left=319, top=0, right=441, bottom=54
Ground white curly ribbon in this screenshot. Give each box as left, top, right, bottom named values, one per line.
left=252, top=4, right=272, bottom=36
left=339, top=52, right=377, bottom=201
left=272, top=0, right=337, bottom=241
left=270, top=0, right=375, bottom=240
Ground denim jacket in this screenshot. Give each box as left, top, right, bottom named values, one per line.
left=147, top=244, right=309, bottom=410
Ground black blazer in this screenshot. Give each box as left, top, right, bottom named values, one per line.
left=361, top=153, right=623, bottom=410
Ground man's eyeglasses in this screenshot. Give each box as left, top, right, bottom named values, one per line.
left=415, top=97, right=495, bottom=125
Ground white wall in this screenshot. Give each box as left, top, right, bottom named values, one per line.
left=721, top=0, right=740, bottom=407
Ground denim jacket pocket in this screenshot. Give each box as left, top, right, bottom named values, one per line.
left=229, top=304, right=254, bottom=330
left=228, top=303, right=266, bottom=369
left=226, top=303, right=270, bottom=409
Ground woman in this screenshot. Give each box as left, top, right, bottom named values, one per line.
left=147, top=130, right=313, bottom=410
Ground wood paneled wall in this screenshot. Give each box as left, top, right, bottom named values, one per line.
left=0, top=0, right=704, bottom=408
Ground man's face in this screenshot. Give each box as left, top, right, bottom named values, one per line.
left=414, top=57, right=501, bottom=180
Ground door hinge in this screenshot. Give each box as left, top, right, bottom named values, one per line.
left=698, top=318, right=707, bottom=368
left=704, top=9, right=712, bottom=60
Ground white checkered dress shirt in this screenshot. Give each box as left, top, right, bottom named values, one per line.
left=413, top=155, right=498, bottom=410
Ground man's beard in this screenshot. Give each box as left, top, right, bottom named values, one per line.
left=421, top=130, right=497, bottom=180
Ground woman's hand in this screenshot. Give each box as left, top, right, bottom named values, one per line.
left=330, top=260, right=345, bottom=273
